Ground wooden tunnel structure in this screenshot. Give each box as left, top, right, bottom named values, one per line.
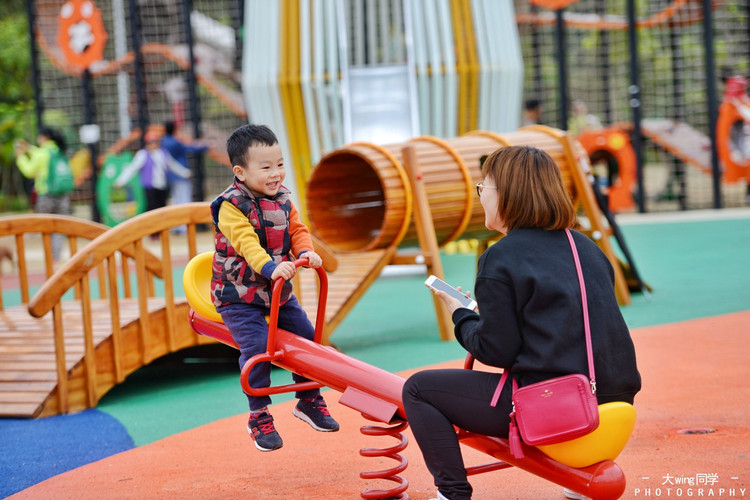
left=306, top=125, right=631, bottom=305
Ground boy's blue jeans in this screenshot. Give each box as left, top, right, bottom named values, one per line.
left=219, top=296, right=320, bottom=411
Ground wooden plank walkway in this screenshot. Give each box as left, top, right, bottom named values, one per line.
left=0, top=298, right=204, bottom=418
left=0, top=207, right=217, bottom=418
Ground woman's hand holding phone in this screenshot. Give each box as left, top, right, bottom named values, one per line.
left=425, top=275, right=477, bottom=314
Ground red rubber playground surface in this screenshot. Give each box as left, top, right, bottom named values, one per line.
left=11, top=310, right=750, bottom=499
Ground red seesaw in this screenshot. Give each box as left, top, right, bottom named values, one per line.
left=184, top=253, right=633, bottom=499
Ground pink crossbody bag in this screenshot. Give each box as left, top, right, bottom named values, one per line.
left=490, top=229, right=599, bottom=459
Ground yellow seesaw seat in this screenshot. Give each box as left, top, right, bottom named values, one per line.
left=183, top=251, right=223, bottom=323
left=536, top=401, right=637, bottom=468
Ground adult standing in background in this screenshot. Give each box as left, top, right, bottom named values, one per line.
left=14, top=127, right=73, bottom=260
left=522, top=98, right=541, bottom=126
left=161, top=121, right=209, bottom=234
left=568, top=99, right=603, bottom=137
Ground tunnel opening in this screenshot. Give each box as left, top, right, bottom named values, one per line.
left=307, top=152, right=390, bottom=252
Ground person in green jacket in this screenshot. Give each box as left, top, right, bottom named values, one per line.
left=14, top=127, right=72, bottom=260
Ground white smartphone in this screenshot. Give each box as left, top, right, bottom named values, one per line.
left=424, top=275, right=477, bottom=310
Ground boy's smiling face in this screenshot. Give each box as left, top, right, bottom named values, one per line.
left=233, top=143, right=285, bottom=198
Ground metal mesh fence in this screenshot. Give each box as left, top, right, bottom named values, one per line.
left=515, top=0, right=750, bottom=211
left=25, top=1, right=750, bottom=217
left=33, top=0, right=245, bottom=218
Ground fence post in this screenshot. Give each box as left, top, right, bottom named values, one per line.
left=25, top=1, right=43, bottom=128
left=626, top=0, right=645, bottom=213
left=554, top=8, right=568, bottom=131
left=182, top=0, right=206, bottom=203
left=702, top=0, right=721, bottom=209
left=128, top=0, right=149, bottom=148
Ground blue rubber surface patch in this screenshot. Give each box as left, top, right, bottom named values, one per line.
left=0, top=409, right=134, bottom=498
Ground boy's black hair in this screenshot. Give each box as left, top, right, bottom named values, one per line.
left=226, top=124, right=278, bottom=168
left=164, top=121, right=176, bottom=135
left=39, top=126, right=66, bottom=153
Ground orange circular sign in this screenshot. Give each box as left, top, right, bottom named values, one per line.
left=57, top=0, right=108, bottom=69
left=530, top=0, right=580, bottom=9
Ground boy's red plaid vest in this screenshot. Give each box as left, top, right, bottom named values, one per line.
left=210, top=180, right=294, bottom=308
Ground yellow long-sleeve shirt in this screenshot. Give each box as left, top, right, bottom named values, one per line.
left=216, top=200, right=314, bottom=278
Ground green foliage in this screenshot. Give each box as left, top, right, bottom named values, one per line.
left=0, top=101, right=36, bottom=211
left=0, top=6, right=35, bottom=211
left=0, top=193, right=31, bottom=212
left=0, top=0, right=28, bottom=16
left=0, top=11, right=32, bottom=104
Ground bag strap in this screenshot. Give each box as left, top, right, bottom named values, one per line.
left=490, top=229, right=597, bottom=407
left=565, top=228, right=597, bottom=394
left=490, top=370, right=509, bottom=407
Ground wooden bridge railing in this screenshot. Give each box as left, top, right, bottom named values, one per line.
left=24, top=203, right=215, bottom=415
left=0, top=215, right=109, bottom=309
left=0, top=214, right=165, bottom=308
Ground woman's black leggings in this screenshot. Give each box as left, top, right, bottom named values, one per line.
left=402, top=368, right=512, bottom=500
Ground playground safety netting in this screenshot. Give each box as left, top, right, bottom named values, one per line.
left=515, top=0, right=750, bottom=211
left=32, top=0, right=245, bottom=219
left=23, top=0, right=750, bottom=219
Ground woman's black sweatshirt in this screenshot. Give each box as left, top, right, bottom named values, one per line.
left=453, top=228, right=641, bottom=404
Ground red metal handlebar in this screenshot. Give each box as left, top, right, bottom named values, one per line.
left=240, top=258, right=328, bottom=397
left=464, top=353, right=475, bottom=370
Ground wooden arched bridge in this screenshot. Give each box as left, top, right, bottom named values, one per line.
left=0, top=204, right=394, bottom=418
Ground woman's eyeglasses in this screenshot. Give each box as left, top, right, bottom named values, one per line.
left=476, top=183, right=496, bottom=197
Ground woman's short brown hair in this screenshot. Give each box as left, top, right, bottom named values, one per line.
left=481, top=145, right=576, bottom=232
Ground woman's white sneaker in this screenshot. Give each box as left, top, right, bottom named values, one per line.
left=563, top=487, right=591, bottom=500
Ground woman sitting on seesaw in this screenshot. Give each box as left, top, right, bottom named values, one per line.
left=403, top=145, right=642, bottom=500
